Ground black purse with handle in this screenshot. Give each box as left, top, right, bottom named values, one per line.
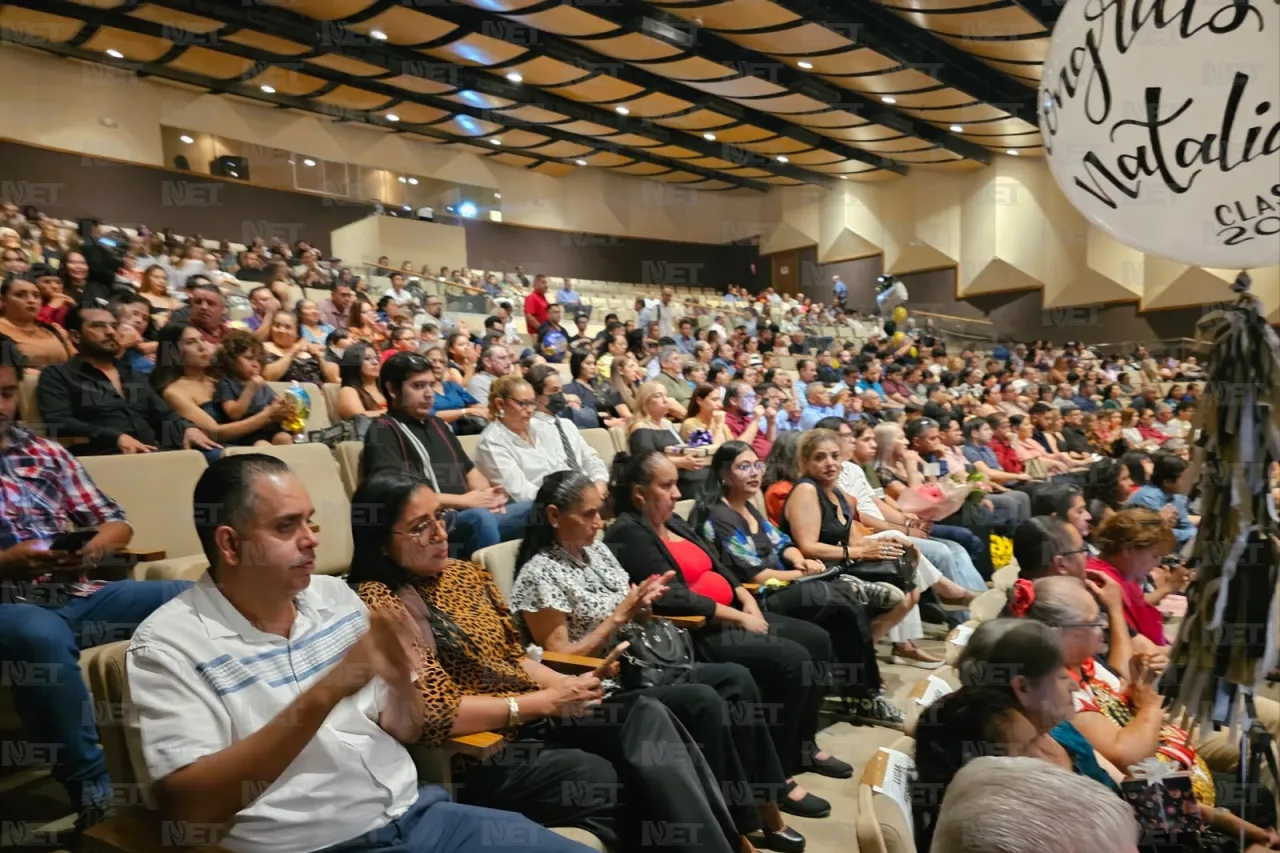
left=614, top=616, right=695, bottom=692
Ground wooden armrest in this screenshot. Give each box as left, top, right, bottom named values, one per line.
left=82, top=806, right=230, bottom=853
left=664, top=614, right=707, bottom=629
left=55, top=436, right=90, bottom=447
left=541, top=651, right=604, bottom=673
left=743, top=583, right=760, bottom=592
left=447, top=731, right=506, bottom=761
left=120, top=548, right=166, bottom=562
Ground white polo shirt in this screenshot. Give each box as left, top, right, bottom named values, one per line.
left=126, top=575, right=418, bottom=853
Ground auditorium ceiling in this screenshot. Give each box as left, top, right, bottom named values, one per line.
left=0, top=0, right=1051, bottom=192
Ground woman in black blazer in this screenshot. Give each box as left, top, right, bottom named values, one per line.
left=604, top=450, right=849, bottom=817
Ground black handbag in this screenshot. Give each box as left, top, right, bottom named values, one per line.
left=615, top=616, right=695, bottom=691
left=838, top=556, right=917, bottom=591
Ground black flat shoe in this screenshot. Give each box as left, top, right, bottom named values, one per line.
left=778, top=781, right=831, bottom=819
left=758, top=826, right=806, bottom=852
left=804, top=753, right=854, bottom=779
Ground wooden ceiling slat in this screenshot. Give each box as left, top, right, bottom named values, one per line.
left=489, top=104, right=570, bottom=124
left=382, top=103, right=452, bottom=124
left=223, top=29, right=310, bottom=55
left=683, top=155, right=750, bottom=169
left=432, top=115, right=505, bottom=137
left=613, top=162, right=673, bottom=175
left=645, top=144, right=701, bottom=159
left=815, top=126, right=913, bottom=144
left=552, top=119, right=617, bottom=135
left=654, top=110, right=739, bottom=131
left=737, top=136, right=811, bottom=155
left=442, top=89, right=514, bottom=110
left=581, top=151, right=636, bottom=167
left=505, top=7, right=614, bottom=37
left=166, top=46, right=256, bottom=79
left=127, top=4, right=222, bottom=33
left=580, top=32, right=683, bottom=63
left=526, top=139, right=594, bottom=157
left=832, top=68, right=957, bottom=97
left=679, top=76, right=787, bottom=99
left=599, top=133, right=665, bottom=148
left=807, top=50, right=902, bottom=76
left=501, top=56, right=589, bottom=87
left=720, top=23, right=854, bottom=55
left=892, top=6, right=1046, bottom=38
left=951, top=117, right=1039, bottom=136
left=551, top=75, right=645, bottom=103
left=353, top=7, right=458, bottom=45
left=646, top=0, right=799, bottom=31
left=457, top=0, right=547, bottom=14
left=491, top=128, right=553, bottom=148
left=82, top=27, right=173, bottom=61
left=489, top=151, right=538, bottom=167
left=422, top=33, right=530, bottom=67
left=312, top=85, right=393, bottom=111
left=776, top=148, right=845, bottom=165
left=784, top=111, right=871, bottom=129
left=653, top=172, right=706, bottom=183
left=381, top=74, right=456, bottom=97
left=729, top=93, right=839, bottom=114
left=306, top=52, right=387, bottom=77
left=258, top=0, right=374, bottom=20
left=900, top=102, right=1030, bottom=123
left=528, top=161, right=576, bottom=176
left=697, top=125, right=776, bottom=143
left=249, top=66, right=329, bottom=96
left=0, top=6, right=85, bottom=41
left=642, top=56, right=741, bottom=82
left=934, top=33, right=1047, bottom=63
left=63, top=0, right=126, bottom=8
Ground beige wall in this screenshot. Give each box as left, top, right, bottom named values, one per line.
left=3, top=43, right=1274, bottom=320
left=330, top=216, right=467, bottom=277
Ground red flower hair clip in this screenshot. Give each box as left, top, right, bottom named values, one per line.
left=1009, top=578, right=1036, bottom=618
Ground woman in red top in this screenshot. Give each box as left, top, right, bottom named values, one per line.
left=1085, top=508, right=1178, bottom=650
left=604, top=450, right=848, bottom=818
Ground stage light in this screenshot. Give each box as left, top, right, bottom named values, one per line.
left=458, top=201, right=478, bottom=218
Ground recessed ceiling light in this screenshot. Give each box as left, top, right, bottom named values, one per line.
left=949, top=124, right=963, bottom=132
left=398, top=176, right=407, bottom=183
left=489, top=138, right=502, bottom=145
left=408, top=178, right=419, bottom=185
left=386, top=113, right=400, bottom=122
left=506, top=71, right=523, bottom=83
left=576, top=158, right=587, bottom=166
left=1007, top=149, right=1019, bottom=155
left=776, top=155, right=789, bottom=163
left=881, top=96, right=896, bottom=104
left=839, top=175, right=848, bottom=180
left=179, top=134, right=194, bottom=144
left=370, top=29, right=388, bottom=40
left=703, top=132, right=716, bottom=141
left=261, top=84, right=276, bottom=94
left=105, top=49, right=124, bottom=59
left=303, top=158, right=316, bottom=167
left=615, top=106, right=630, bottom=115
left=797, top=60, right=813, bottom=69
left=494, top=193, right=501, bottom=199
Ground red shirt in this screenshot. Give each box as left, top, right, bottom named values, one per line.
left=724, top=409, right=771, bottom=460
left=664, top=538, right=733, bottom=606
left=990, top=436, right=1023, bottom=474
left=524, top=290, right=548, bottom=335
left=1087, top=556, right=1167, bottom=646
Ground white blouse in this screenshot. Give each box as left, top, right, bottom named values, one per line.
left=508, top=543, right=630, bottom=645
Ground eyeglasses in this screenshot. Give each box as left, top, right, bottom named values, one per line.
left=733, top=461, right=765, bottom=473
left=1059, top=546, right=1090, bottom=558
left=395, top=509, right=457, bottom=542
left=1058, top=619, right=1105, bottom=631
left=505, top=398, right=536, bottom=411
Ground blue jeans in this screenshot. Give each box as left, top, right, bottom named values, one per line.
left=319, top=785, right=596, bottom=853
left=452, top=501, right=534, bottom=559
left=910, top=536, right=986, bottom=622
left=931, top=523, right=993, bottom=581
left=0, top=580, right=192, bottom=809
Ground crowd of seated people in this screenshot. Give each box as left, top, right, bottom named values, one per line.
left=7, top=201, right=1270, bottom=853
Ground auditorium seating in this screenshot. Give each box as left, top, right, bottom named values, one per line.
left=854, top=737, right=917, bottom=853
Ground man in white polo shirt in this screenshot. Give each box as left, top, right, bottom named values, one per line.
left=126, top=454, right=593, bottom=853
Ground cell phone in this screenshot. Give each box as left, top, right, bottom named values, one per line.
left=593, top=641, right=630, bottom=678
left=49, top=528, right=97, bottom=553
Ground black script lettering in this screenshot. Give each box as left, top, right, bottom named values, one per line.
left=1216, top=204, right=1236, bottom=226
left=1074, top=151, right=1143, bottom=209
left=1112, top=89, right=1200, bottom=194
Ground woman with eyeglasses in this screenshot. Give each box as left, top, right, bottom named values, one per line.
left=419, top=345, right=487, bottom=434
left=348, top=471, right=754, bottom=853
left=509, top=471, right=809, bottom=851
left=690, top=441, right=907, bottom=729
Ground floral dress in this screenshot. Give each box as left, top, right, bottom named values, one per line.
left=1070, top=657, right=1215, bottom=805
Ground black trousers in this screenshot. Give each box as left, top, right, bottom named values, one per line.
left=455, top=693, right=739, bottom=853
left=758, top=580, right=882, bottom=699
left=693, top=611, right=833, bottom=778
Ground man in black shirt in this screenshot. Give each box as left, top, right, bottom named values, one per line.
left=535, top=303, right=570, bottom=363
left=35, top=304, right=220, bottom=456
left=1059, top=405, right=1093, bottom=454
left=361, top=352, right=531, bottom=558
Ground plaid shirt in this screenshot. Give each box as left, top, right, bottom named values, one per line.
left=1, top=426, right=127, bottom=599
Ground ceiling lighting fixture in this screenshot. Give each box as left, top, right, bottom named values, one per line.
left=105, top=49, right=124, bottom=59
left=370, top=29, right=388, bottom=41
left=703, top=132, right=716, bottom=141
left=385, top=113, right=399, bottom=122
left=261, top=84, right=276, bottom=94
left=776, top=155, right=789, bottom=163
left=408, top=178, right=419, bottom=185
left=615, top=106, right=630, bottom=115
left=797, top=60, right=813, bottom=69
left=458, top=201, right=478, bottom=218
left=506, top=71, right=523, bottom=83
left=179, top=134, right=194, bottom=144
left=949, top=125, right=963, bottom=132
left=303, top=158, right=316, bottom=167
left=576, top=158, right=588, bottom=166
left=398, top=176, right=407, bottom=183
left=494, top=193, right=501, bottom=199
left=881, top=96, right=896, bottom=104
left=839, top=175, right=848, bottom=180
left=1007, top=149, right=1019, bottom=155
left=489, top=138, right=502, bottom=145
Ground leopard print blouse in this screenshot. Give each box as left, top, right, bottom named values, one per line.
left=356, top=559, right=539, bottom=748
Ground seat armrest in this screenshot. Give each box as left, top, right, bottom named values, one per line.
left=446, top=731, right=506, bottom=761
left=120, top=548, right=167, bottom=562
left=743, top=583, right=760, bottom=591
left=664, top=614, right=706, bottom=629
left=541, top=651, right=604, bottom=673
left=81, top=806, right=231, bottom=853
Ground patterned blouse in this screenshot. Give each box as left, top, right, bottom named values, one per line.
left=700, top=501, right=793, bottom=585
left=508, top=543, right=630, bottom=647
left=356, top=559, right=538, bottom=749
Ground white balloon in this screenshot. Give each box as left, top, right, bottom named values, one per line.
left=1039, top=0, right=1280, bottom=269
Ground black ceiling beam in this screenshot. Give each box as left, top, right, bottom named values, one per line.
left=36, top=0, right=773, bottom=191
left=148, top=0, right=835, bottom=188
left=764, top=0, right=1040, bottom=119
left=389, top=0, right=904, bottom=176
left=1010, top=0, right=1064, bottom=29
left=576, top=0, right=992, bottom=164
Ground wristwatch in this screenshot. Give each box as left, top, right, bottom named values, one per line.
left=505, top=696, right=520, bottom=729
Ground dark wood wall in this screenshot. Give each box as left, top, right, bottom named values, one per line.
left=460, top=219, right=759, bottom=291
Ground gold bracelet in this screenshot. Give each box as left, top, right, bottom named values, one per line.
left=505, top=696, right=520, bottom=729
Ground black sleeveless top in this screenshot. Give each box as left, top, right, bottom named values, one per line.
left=779, top=477, right=855, bottom=546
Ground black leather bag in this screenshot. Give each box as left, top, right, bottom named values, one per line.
left=838, top=556, right=917, bottom=591
left=615, top=617, right=695, bottom=691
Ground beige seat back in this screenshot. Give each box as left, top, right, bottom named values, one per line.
left=944, top=620, right=977, bottom=666
left=18, top=372, right=43, bottom=434
left=81, top=641, right=153, bottom=803
left=855, top=737, right=917, bottom=853
left=903, top=671, right=958, bottom=737
left=991, top=561, right=1020, bottom=591
left=266, top=382, right=331, bottom=432
left=322, top=382, right=342, bottom=423
left=608, top=426, right=628, bottom=453
left=473, top=539, right=522, bottom=601
left=971, top=588, right=1008, bottom=622
left=580, top=428, right=616, bottom=472
left=456, top=433, right=483, bottom=461
left=225, top=444, right=352, bottom=574
left=673, top=499, right=694, bottom=520
left=335, top=441, right=364, bottom=499
left=81, top=451, right=208, bottom=563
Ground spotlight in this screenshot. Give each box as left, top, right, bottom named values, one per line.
left=494, top=193, right=501, bottom=198
left=776, top=155, right=789, bottom=163
left=576, top=159, right=588, bottom=166
left=458, top=201, right=478, bottom=218
left=797, top=60, right=813, bottom=69
left=1007, top=149, right=1019, bottom=155
left=615, top=106, right=630, bottom=115
left=506, top=71, right=523, bottom=83
left=489, top=138, right=502, bottom=145
left=408, top=178, right=419, bottom=185
left=105, top=49, right=124, bottom=59
left=703, top=133, right=716, bottom=141
left=881, top=96, right=895, bottom=104
left=949, top=125, right=963, bottom=132
left=398, top=176, right=407, bottom=183
left=261, top=84, right=276, bottom=94
left=386, top=113, right=400, bottom=122
left=303, top=158, right=316, bottom=167
left=179, top=135, right=194, bottom=144
left=370, top=29, right=388, bottom=40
